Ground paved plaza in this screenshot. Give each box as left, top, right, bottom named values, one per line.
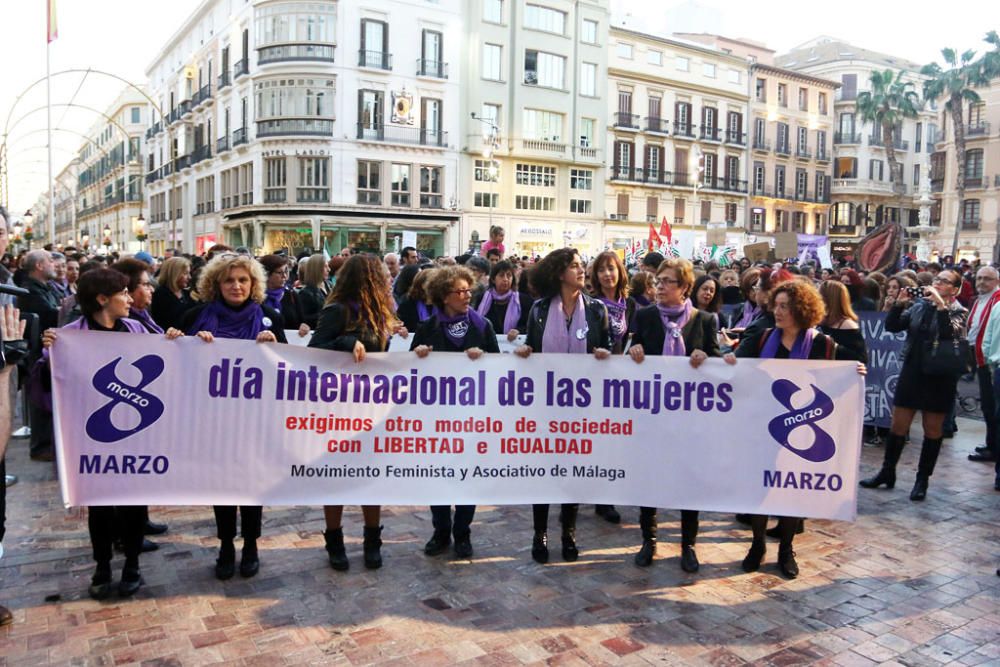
left=0, top=420, right=998, bottom=666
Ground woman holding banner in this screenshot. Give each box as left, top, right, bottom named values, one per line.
left=259, top=255, right=304, bottom=334
left=729, top=279, right=866, bottom=579
left=627, top=258, right=731, bottom=572
left=150, top=256, right=195, bottom=331
left=475, top=260, right=532, bottom=343
left=42, top=269, right=184, bottom=599
left=860, top=270, right=967, bottom=501
left=309, top=254, right=403, bottom=570
left=515, top=248, right=612, bottom=563
left=181, top=255, right=287, bottom=581
left=412, top=266, right=500, bottom=559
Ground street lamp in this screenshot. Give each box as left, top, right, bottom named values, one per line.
left=12, top=220, right=22, bottom=251
left=471, top=113, right=501, bottom=252
left=103, top=225, right=112, bottom=253
left=134, top=214, right=147, bottom=250
left=22, top=210, right=33, bottom=250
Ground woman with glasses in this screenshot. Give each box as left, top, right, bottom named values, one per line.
left=259, top=255, right=304, bottom=335
left=860, top=270, right=968, bottom=501
left=412, top=266, right=500, bottom=559
left=475, top=260, right=532, bottom=342
left=627, top=259, right=730, bottom=572
left=515, top=248, right=612, bottom=563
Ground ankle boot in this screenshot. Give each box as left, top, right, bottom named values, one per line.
left=240, top=540, right=260, bottom=578
left=860, top=433, right=905, bottom=489
left=89, top=562, right=113, bottom=600
left=742, top=540, right=766, bottom=572
left=680, top=544, right=699, bottom=573
left=634, top=511, right=657, bottom=567
left=323, top=528, right=349, bottom=571
left=215, top=540, right=236, bottom=580
left=911, top=437, right=943, bottom=501
left=363, top=526, right=383, bottom=569
left=777, top=547, right=799, bottom=579
left=424, top=529, right=451, bottom=556
left=559, top=505, right=579, bottom=561
left=531, top=531, right=549, bottom=564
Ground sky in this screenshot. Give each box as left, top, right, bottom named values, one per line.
left=1, top=0, right=995, bottom=217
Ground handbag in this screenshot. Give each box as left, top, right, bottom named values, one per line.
left=919, top=305, right=969, bottom=376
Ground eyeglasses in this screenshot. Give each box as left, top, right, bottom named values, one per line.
left=449, top=288, right=473, bottom=296
left=654, top=278, right=681, bottom=287
left=932, top=276, right=959, bottom=287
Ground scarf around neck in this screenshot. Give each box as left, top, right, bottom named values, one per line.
left=477, top=288, right=521, bottom=334
left=186, top=299, right=269, bottom=340
left=416, top=300, right=437, bottom=323
left=129, top=307, right=164, bottom=334
left=761, top=328, right=816, bottom=359
left=735, top=300, right=760, bottom=329
left=264, top=287, right=285, bottom=313
left=542, top=293, right=588, bottom=354
left=437, top=309, right=487, bottom=349
left=598, top=296, right=627, bottom=344
left=656, top=300, right=693, bottom=356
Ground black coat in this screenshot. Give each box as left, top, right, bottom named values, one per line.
left=17, top=277, right=61, bottom=334
left=179, top=302, right=287, bottom=342
left=410, top=314, right=501, bottom=353
left=886, top=299, right=967, bottom=364
left=150, top=285, right=196, bottom=331
left=524, top=293, right=612, bottom=353
left=309, top=302, right=388, bottom=353
left=630, top=306, right=720, bottom=358
left=736, top=328, right=840, bottom=360
left=297, top=285, right=329, bottom=328
left=396, top=297, right=432, bottom=333
left=472, top=291, right=533, bottom=336
left=276, top=289, right=303, bottom=330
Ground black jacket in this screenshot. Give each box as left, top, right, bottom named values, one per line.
left=736, top=328, right=840, bottom=360
left=309, top=302, right=388, bottom=353
left=820, top=325, right=868, bottom=363
left=473, top=291, right=533, bottom=335
left=179, top=302, right=287, bottom=342
left=276, top=289, right=303, bottom=330
left=396, top=297, right=432, bottom=333
left=886, top=299, right=967, bottom=364
left=524, top=293, right=612, bottom=353
left=630, top=305, right=720, bottom=358
left=17, top=277, right=61, bottom=334
left=297, top=285, right=329, bottom=328
left=410, top=314, right=501, bottom=353
left=150, top=285, right=196, bottom=331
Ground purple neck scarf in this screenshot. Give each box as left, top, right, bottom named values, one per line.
left=416, top=301, right=436, bottom=322
left=542, top=293, right=588, bottom=354
left=186, top=299, right=268, bottom=340
left=598, top=296, right=627, bottom=344
left=437, top=309, right=487, bottom=348
left=657, top=300, right=693, bottom=356
left=761, top=328, right=816, bottom=359
left=477, top=288, right=521, bottom=333
left=633, top=295, right=651, bottom=308
left=264, top=287, right=285, bottom=313
left=129, top=307, right=164, bottom=334
left=735, top=300, right=761, bottom=328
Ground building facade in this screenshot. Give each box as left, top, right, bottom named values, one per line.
left=460, top=0, right=609, bottom=258
left=144, top=0, right=464, bottom=258
left=604, top=28, right=749, bottom=253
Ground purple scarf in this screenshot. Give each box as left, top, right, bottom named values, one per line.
left=542, top=294, right=588, bottom=354
left=760, top=328, right=816, bottom=359
left=129, top=307, right=164, bottom=334
left=437, top=309, right=487, bottom=348
left=598, top=296, right=627, bottom=345
left=633, top=295, right=651, bottom=308
left=477, top=288, right=521, bottom=334
left=416, top=301, right=437, bottom=323
left=186, top=299, right=269, bottom=340
left=264, top=287, right=285, bottom=313
left=657, top=300, right=693, bottom=356
left=735, top=300, right=760, bottom=329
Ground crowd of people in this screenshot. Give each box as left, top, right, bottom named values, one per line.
left=1, top=211, right=998, bottom=618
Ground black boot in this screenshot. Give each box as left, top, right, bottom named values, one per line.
left=595, top=505, right=621, bottom=524
left=680, top=545, right=699, bottom=573
left=119, top=560, right=142, bottom=597
left=778, top=547, right=799, bottom=579
left=634, top=510, right=657, bottom=567
left=239, top=540, right=260, bottom=578
left=323, top=528, right=349, bottom=571
left=860, top=433, right=905, bottom=489
left=453, top=530, right=473, bottom=559
left=363, top=526, right=383, bottom=569
left=911, top=437, right=942, bottom=501
left=531, top=531, right=549, bottom=564
left=742, top=540, right=766, bottom=572
left=559, top=505, right=579, bottom=562
left=424, top=529, right=451, bottom=556
left=215, top=540, right=236, bottom=580
left=89, top=562, right=113, bottom=600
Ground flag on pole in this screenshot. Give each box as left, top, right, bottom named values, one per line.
left=659, top=216, right=672, bottom=246
left=647, top=223, right=662, bottom=252
left=47, top=0, right=58, bottom=43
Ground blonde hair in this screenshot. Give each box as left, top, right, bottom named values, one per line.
left=158, top=256, right=191, bottom=293
left=299, top=253, right=328, bottom=288
left=195, top=255, right=266, bottom=304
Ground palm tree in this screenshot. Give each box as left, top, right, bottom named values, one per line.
left=921, top=48, right=989, bottom=258
left=856, top=69, right=921, bottom=197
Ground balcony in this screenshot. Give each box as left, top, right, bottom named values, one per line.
left=259, top=43, right=336, bottom=65
left=834, top=131, right=861, bottom=144
left=752, top=138, right=771, bottom=152
left=832, top=178, right=895, bottom=195
left=673, top=122, right=695, bottom=139
left=234, top=58, right=249, bottom=78
left=967, top=121, right=991, bottom=138
left=793, top=190, right=813, bottom=202
left=416, top=58, right=448, bottom=78
left=645, top=117, right=669, bottom=134
left=175, top=154, right=192, bottom=171
left=232, top=127, right=248, bottom=147
left=193, top=84, right=212, bottom=108
left=725, top=130, right=747, bottom=146
left=216, top=136, right=230, bottom=154
left=145, top=121, right=162, bottom=140
left=816, top=149, right=831, bottom=162
left=613, top=112, right=640, bottom=130
left=359, top=50, right=392, bottom=71
left=868, top=136, right=909, bottom=151
left=218, top=71, right=231, bottom=90
left=700, top=125, right=721, bottom=142
left=609, top=165, right=640, bottom=181
left=178, top=99, right=193, bottom=118
left=641, top=169, right=672, bottom=186
left=265, top=189, right=287, bottom=204
left=795, top=147, right=812, bottom=160
left=775, top=143, right=791, bottom=156
left=703, top=177, right=748, bottom=193
left=965, top=176, right=985, bottom=189
left=257, top=118, right=334, bottom=137
left=961, top=217, right=981, bottom=230
left=931, top=178, right=944, bottom=193
left=356, top=122, right=447, bottom=147
left=514, top=138, right=567, bottom=155
left=191, top=145, right=211, bottom=165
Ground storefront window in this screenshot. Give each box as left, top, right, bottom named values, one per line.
left=265, top=226, right=314, bottom=255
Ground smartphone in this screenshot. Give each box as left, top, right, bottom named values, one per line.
left=905, top=286, right=923, bottom=299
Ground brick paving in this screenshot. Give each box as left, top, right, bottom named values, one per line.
left=0, top=419, right=998, bottom=666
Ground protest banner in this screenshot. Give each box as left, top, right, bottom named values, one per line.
left=859, top=313, right=905, bottom=428
left=51, top=330, right=864, bottom=520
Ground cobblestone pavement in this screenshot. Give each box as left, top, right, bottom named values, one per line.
left=1, top=419, right=998, bottom=666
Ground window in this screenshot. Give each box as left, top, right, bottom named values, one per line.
left=869, top=159, right=883, bottom=181
left=255, top=77, right=336, bottom=136
left=703, top=153, right=716, bottom=183
left=962, top=199, right=980, bottom=224
left=700, top=200, right=711, bottom=223
left=617, top=193, right=629, bottom=217
left=420, top=166, right=443, bottom=208
left=816, top=172, right=827, bottom=200
left=793, top=211, right=806, bottom=232
left=913, top=164, right=920, bottom=186
left=298, top=157, right=329, bottom=202
left=728, top=69, right=741, bottom=84
left=648, top=50, right=662, bottom=66
left=755, top=78, right=766, bottom=102
left=798, top=87, right=808, bottom=111
left=522, top=109, right=563, bottom=141
left=646, top=197, right=658, bottom=222
left=777, top=83, right=787, bottom=107
left=421, top=97, right=442, bottom=144
left=480, top=103, right=500, bottom=138
left=131, top=107, right=141, bottom=124
left=255, top=2, right=336, bottom=60
left=391, top=163, right=410, bottom=206
left=474, top=192, right=499, bottom=207
left=617, top=42, right=633, bottom=59
left=357, top=160, right=381, bottom=204
left=753, top=163, right=765, bottom=194
left=482, top=43, right=503, bottom=80
left=581, top=19, right=598, bottom=44
left=524, top=5, right=566, bottom=34
left=357, top=89, right=383, bottom=137
left=674, top=198, right=685, bottom=225
left=676, top=56, right=689, bottom=72
left=818, top=92, right=827, bottom=114
left=776, top=123, right=789, bottom=152
left=751, top=209, right=765, bottom=231
left=775, top=165, right=786, bottom=195
left=421, top=30, right=443, bottom=72
left=570, top=168, right=592, bottom=190
left=516, top=163, right=556, bottom=186
left=815, top=212, right=825, bottom=232
left=483, top=0, right=503, bottom=23
left=239, top=162, right=253, bottom=206
left=797, top=126, right=808, bottom=151
left=515, top=195, right=555, bottom=211
left=754, top=117, right=766, bottom=146
left=817, top=130, right=827, bottom=157
left=580, top=62, right=597, bottom=96
left=836, top=157, right=857, bottom=179
left=795, top=169, right=808, bottom=197
left=264, top=157, right=286, bottom=203
left=524, top=50, right=566, bottom=88
left=570, top=199, right=592, bottom=214
left=474, top=159, right=499, bottom=182
left=360, top=19, right=388, bottom=68
left=965, top=149, right=984, bottom=180
left=838, top=112, right=855, bottom=135
left=725, top=203, right=737, bottom=224
left=915, top=122, right=923, bottom=152
left=579, top=118, right=594, bottom=147
left=703, top=62, right=716, bottom=78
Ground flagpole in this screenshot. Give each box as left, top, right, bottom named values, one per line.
left=46, top=13, right=55, bottom=244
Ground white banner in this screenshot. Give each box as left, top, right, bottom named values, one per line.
left=51, top=330, right=864, bottom=519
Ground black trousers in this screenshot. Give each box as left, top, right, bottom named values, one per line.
left=0, top=457, right=6, bottom=543
left=977, top=365, right=998, bottom=455
left=639, top=507, right=699, bottom=545
left=430, top=505, right=475, bottom=536
left=89, top=506, right=144, bottom=564
left=213, top=505, right=262, bottom=542
left=532, top=503, right=578, bottom=532
left=749, top=515, right=797, bottom=550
